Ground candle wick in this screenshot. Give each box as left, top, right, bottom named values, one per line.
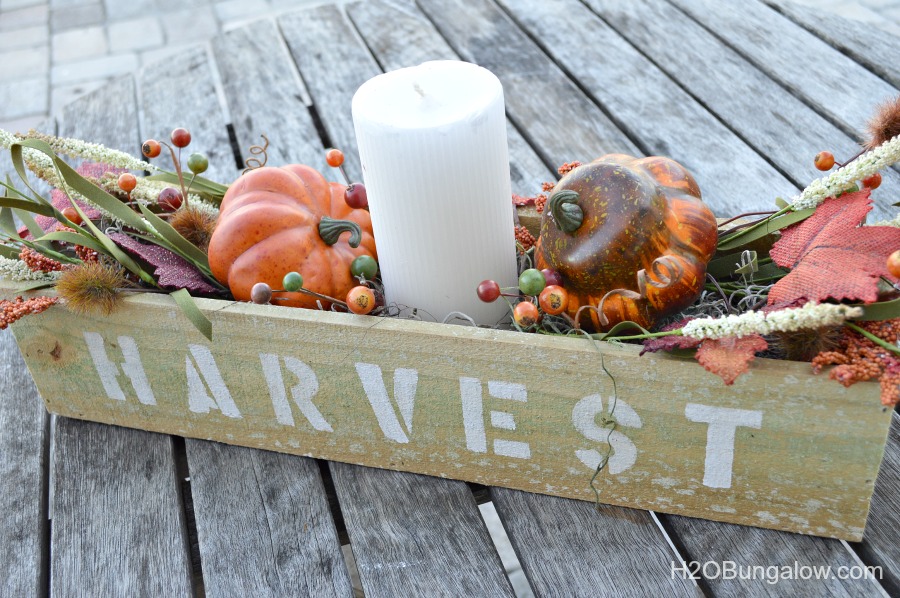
left=413, top=82, right=425, bottom=98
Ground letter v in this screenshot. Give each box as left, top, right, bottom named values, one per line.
left=355, top=363, right=418, bottom=443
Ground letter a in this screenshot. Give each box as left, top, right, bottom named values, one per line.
left=186, top=345, right=241, bottom=418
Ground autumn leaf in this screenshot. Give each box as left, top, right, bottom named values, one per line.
left=640, top=318, right=701, bottom=355
left=768, top=190, right=900, bottom=305
left=695, top=334, right=768, bottom=385
left=111, top=233, right=219, bottom=294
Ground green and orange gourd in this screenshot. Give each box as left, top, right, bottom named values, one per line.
left=535, top=154, right=718, bottom=331
left=208, top=164, right=377, bottom=309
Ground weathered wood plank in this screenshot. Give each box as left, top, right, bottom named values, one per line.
left=279, top=5, right=379, bottom=182
left=346, top=0, right=555, bottom=196
left=60, top=76, right=140, bottom=155
left=140, top=50, right=241, bottom=183
left=763, top=0, right=900, bottom=91
left=2, top=286, right=891, bottom=540
left=667, top=0, right=898, bottom=137
left=0, top=328, right=48, bottom=597
left=491, top=487, right=699, bottom=597
left=417, top=0, right=640, bottom=167
left=49, top=418, right=193, bottom=597
left=185, top=440, right=354, bottom=597
left=497, top=0, right=796, bottom=216
left=331, top=463, right=514, bottom=596
left=664, top=514, right=886, bottom=596
left=213, top=19, right=329, bottom=176
left=0, top=118, right=57, bottom=203
left=584, top=0, right=899, bottom=220
left=856, top=409, right=900, bottom=595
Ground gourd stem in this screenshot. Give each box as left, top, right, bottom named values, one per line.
left=547, top=189, right=583, bottom=233
left=318, top=217, right=362, bottom=248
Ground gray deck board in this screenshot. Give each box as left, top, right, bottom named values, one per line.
left=417, top=0, right=640, bottom=167
left=185, top=441, right=354, bottom=597
left=498, top=0, right=796, bottom=216
left=331, top=463, right=514, bottom=597
left=346, top=0, right=555, bottom=196
left=0, top=328, right=48, bottom=597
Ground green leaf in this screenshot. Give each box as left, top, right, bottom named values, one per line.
left=0, top=244, right=20, bottom=259
left=0, top=194, right=55, bottom=217
left=36, top=231, right=108, bottom=255
left=14, top=209, right=43, bottom=239
left=145, top=172, right=228, bottom=203
left=855, top=297, right=900, bottom=321
left=17, top=280, right=57, bottom=292
left=138, top=203, right=211, bottom=270
left=717, top=208, right=815, bottom=252
left=774, top=197, right=789, bottom=209
left=170, top=288, right=212, bottom=340
left=0, top=207, right=18, bottom=238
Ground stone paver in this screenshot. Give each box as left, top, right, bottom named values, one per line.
left=0, top=24, right=48, bottom=50
left=51, top=25, right=107, bottom=63
left=107, top=16, right=163, bottom=52
left=50, top=52, right=138, bottom=85
left=0, top=4, right=49, bottom=31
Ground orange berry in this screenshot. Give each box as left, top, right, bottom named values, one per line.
left=61, top=206, right=82, bottom=225
left=888, top=250, right=900, bottom=279
left=538, top=285, right=568, bottom=315
left=326, top=148, right=345, bottom=168
left=347, top=286, right=375, bottom=314
left=814, top=151, right=835, bottom=171
left=513, top=301, right=540, bottom=328
left=863, top=172, right=882, bottom=190
left=117, top=173, right=137, bottom=192
left=142, top=139, right=161, bottom=158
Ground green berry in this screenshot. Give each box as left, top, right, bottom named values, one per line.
left=350, top=255, right=378, bottom=279
left=283, top=271, right=303, bottom=292
left=518, top=268, right=546, bottom=296
left=187, top=152, right=208, bottom=174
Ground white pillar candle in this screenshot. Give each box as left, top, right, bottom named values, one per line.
left=352, top=61, right=518, bottom=325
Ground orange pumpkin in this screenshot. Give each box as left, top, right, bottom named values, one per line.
left=535, top=154, right=717, bottom=331
left=208, top=164, right=377, bottom=309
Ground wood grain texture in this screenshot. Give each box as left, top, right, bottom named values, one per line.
left=50, top=418, right=193, bottom=597
left=279, top=4, right=378, bottom=182
left=491, top=487, right=699, bottom=597
left=417, top=0, right=640, bottom=167
left=140, top=50, right=241, bottom=183
left=0, top=329, right=48, bottom=597
left=497, top=0, right=796, bottom=215
left=3, top=285, right=891, bottom=540
left=764, top=0, right=900, bottom=90
left=59, top=75, right=139, bottom=155
left=213, top=19, right=330, bottom=176
left=667, top=0, right=898, bottom=136
left=346, top=0, right=555, bottom=196
left=855, top=409, right=900, bottom=596
left=331, top=463, right=514, bottom=597
left=186, top=440, right=354, bottom=597
left=664, top=514, right=886, bottom=597
left=584, top=0, right=900, bottom=220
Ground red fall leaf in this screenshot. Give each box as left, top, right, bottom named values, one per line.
left=695, top=334, right=768, bottom=385
left=768, top=190, right=900, bottom=305
left=640, top=318, right=701, bottom=355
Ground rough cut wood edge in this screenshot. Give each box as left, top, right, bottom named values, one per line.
left=331, top=463, right=515, bottom=596
left=0, top=329, right=49, bottom=597
left=3, top=282, right=892, bottom=541
left=185, top=440, right=354, bottom=597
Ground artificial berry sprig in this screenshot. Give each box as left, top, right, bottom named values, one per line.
left=142, top=128, right=210, bottom=209
left=476, top=268, right=571, bottom=331
left=325, top=148, right=369, bottom=210
left=813, top=149, right=882, bottom=189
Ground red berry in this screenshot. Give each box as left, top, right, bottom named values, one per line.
left=142, top=139, right=161, bottom=158
left=117, top=173, right=137, bottom=192
left=863, top=172, right=882, bottom=190
left=326, top=148, right=344, bottom=168
left=171, top=127, right=191, bottom=148
left=347, top=286, right=376, bottom=314
left=540, top=268, right=563, bottom=287
left=477, top=280, right=501, bottom=302
left=250, top=282, right=272, bottom=304
left=345, top=183, right=368, bottom=209
left=157, top=187, right=183, bottom=212
left=888, top=250, right=900, bottom=279
left=513, top=301, right=540, bottom=328
left=538, top=285, right=568, bottom=315
left=814, top=151, right=835, bottom=171
left=61, top=206, right=82, bottom=225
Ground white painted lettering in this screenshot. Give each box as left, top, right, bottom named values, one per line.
left=83, top=332, right=156, bottom=405
left=259, top=353, right=332, bottom=432
left=460, top=378, right=531, bottom=459
left=186, top=345, right=241, bottom=418
left=460, top=377, right=486, bottom=453
left=355, top=363, right=417, bottom=443
left=572, top=394, right=642, bottom=474
left=685, top=403, right=762, bottom=489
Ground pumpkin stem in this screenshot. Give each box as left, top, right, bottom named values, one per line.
left=318, top=216, right=362, bottom=248
left=548, top=190, right=584, bottom=234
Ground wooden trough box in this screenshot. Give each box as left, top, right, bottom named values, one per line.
left=1, top=279, right=892, bottom=541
